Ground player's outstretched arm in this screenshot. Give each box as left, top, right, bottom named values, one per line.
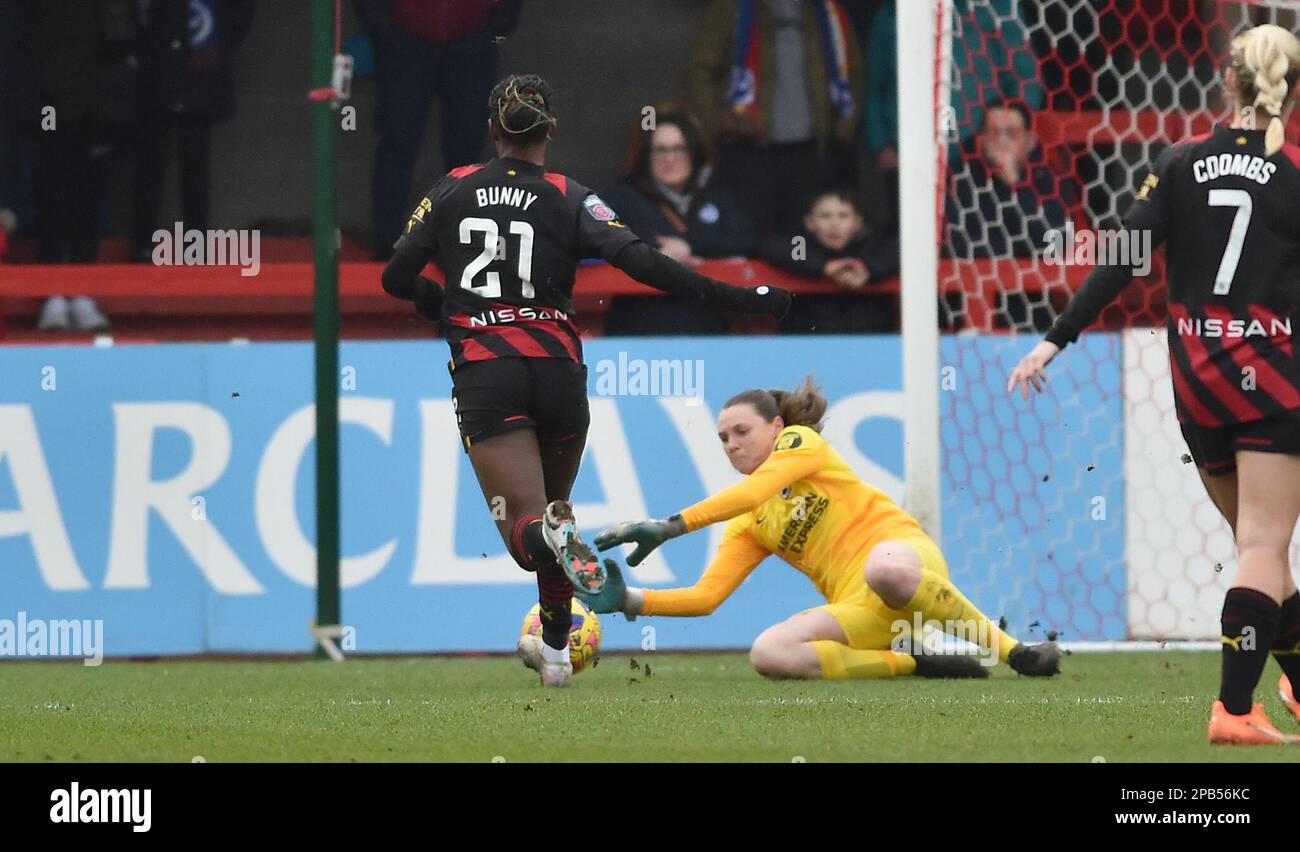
left=1010, top=146, right=1173, bottom=398
left=674, top=432, right=828, bottom=529
left=1007, top=255, right=1135, bottom=399
left=1043, top=260, right=1140, bottom=349
left=1007, top=339, right=1061, bottom=399
left=609, top=241, right=792, bottom=319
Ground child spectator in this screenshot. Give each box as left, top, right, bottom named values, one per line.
left=762, top=187, right=899, bottom=333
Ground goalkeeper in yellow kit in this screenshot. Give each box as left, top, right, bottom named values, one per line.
left=583, top=378, right=1060, bottom=680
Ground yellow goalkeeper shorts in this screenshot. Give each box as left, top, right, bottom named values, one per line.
left=807, top=533, right=951, bottom=650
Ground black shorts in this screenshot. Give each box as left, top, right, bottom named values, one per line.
left=449, top=357, right=589, bottom=451
left=1180, top=412, right=1300, bottom=477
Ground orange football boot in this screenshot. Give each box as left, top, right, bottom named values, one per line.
left=1208, top=700, right=1300, bottom=745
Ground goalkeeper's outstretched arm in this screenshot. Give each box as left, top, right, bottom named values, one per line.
left=582, top=528, right=770, bottom=618
left=593, top=437, right=826, bottom=565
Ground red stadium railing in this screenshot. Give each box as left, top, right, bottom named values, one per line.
left=0, top=257, right=1114, bottom=342
left=0, top=259, right=825, bottom=315
left=1035, top=103, right=1300, bottom=143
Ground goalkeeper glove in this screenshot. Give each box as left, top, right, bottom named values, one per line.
left=575, top=559, right=633, bottom=616
left=593, top=516, right=686, bottom=567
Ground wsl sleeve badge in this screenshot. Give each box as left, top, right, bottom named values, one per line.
left=774, top=430, right=804, bottom=451
left=583, top=194, right=626, bottom=227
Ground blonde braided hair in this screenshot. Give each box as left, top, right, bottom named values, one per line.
left=1229, top=24, right=1300, bottom=155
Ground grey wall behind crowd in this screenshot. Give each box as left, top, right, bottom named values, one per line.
left=153, top=0, right=702, bottom=240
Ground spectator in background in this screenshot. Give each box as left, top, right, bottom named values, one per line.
left=944, top=97, right=1080, bottom=260
left=949, top=0, right=1044, bottom=143
left=355, top=0, right=523, bottom=260
left=606, top=108, right=756, bottom=263
left=129, top=0, right=256, bottom=263
left=862, top=0, right=1044, bottom=235
left=0, top=0, right=35, bottom=264
left=687, top=0, right=861, bottom=238
left=860, top=0, right=897, bottom=233
left=603, top=107, right=756, bottom=336
left=32, top=0, right=141, bottom=331
left=762, top=187, right=899, bottom=333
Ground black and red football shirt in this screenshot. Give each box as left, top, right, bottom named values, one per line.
left=393, top=156, right=639, bottom=368
left=1049, top=124, right=1300, bottom=426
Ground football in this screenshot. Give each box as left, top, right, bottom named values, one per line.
left=519, top=599, right=602, bottom=672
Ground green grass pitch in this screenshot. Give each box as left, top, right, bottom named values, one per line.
left=2, top=651, right=1295, bottom=762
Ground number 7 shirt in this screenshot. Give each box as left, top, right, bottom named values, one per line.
left=1045, top=124, right=1300, bottom=426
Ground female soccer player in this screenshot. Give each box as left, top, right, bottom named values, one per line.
left=585, top=377, right=1060, bottom=681
left=381, top=74, right=790, bottom=687
left=1009, top=24, right=1300, bottom=744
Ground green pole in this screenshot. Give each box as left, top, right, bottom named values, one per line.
left=311, top=0, right=341, bottom=655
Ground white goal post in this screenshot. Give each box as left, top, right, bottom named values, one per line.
left=898, top=0, right=944, bottom=538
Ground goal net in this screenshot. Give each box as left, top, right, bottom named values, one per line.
left=922, top=0, right=1300, bottom=642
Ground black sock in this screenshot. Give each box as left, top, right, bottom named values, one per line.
left=537, top=598, right=573, bottom=652
left=520, top=518, right=559, bottom=569
left=508, top=514, right=573, bottom=650
left=1272, top=592, right=1300, bottom=694
left=529, top=521, right=574, bottom=651
left=1219, top=587, right=1281, bottom=715
left=509, top=514, right=560, bottom=573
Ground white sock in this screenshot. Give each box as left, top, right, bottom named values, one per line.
left=540, top=639, right=570, bottom=665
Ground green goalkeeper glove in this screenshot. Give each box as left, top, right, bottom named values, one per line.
left=575, top=558, right=631, bottom=616
left=593, top=516, right=686, bottom=566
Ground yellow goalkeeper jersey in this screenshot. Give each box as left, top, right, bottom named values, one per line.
left=640, top=425, right=925, bottom=616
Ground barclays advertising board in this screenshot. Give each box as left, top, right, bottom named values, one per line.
left=0, top=334, right=1124, bottom=655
